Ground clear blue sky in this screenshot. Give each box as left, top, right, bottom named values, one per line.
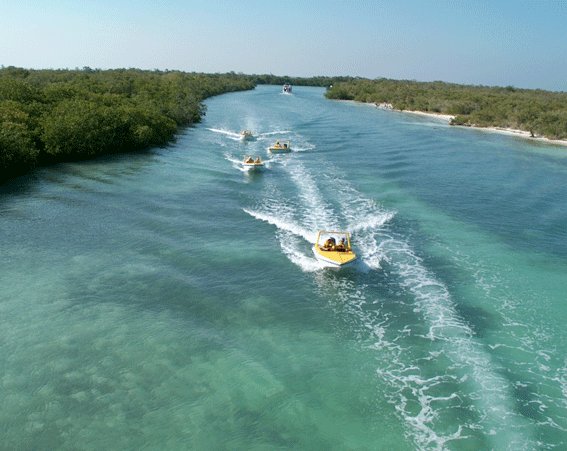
left=1, top=0, right=566, bottom=91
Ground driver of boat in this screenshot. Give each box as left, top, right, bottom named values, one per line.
left=323, top=237, right=336, bottom=250
left=254, top=157, right=261, bottom=163
left=335, top=238, right=346, bottom=252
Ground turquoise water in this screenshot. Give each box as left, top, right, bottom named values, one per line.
left=1, top=85, right=566, bottom=449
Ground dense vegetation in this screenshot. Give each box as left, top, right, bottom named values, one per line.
left=4, top=67, right=567, bottom=183
left=326, top=78, right=567, bottom=140
left=0, top=67, right=255, bottom=182
left=251, top=74, right=353, bottom=88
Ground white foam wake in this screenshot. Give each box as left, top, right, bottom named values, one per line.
left=207, top=127, right=242, bottom=140
left=257, top=130, right=292, bottom=137
left=443, top=243, right=567, bottom=441
left=276, top=230, right=322, bottom=272
left=243, top=208, right=315, bottom=244
left=242, top=148, right=394, bottom=273
left=223, top=153, right=249, bottom=172
left=242, top=155, right=532, bottom=446
left=243, top=198, right=323, bottom=272
left=330, top=179, right=395, bottom=270
left=380, top=236, right=535, bottom=449
left=299, top=167, right=531, bottom=446
left=284, top=160, right=338, bottom=232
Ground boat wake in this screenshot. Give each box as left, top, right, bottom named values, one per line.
left=243, top=207, right=314, bottom=244
left=307, top=229, right=535, bottom=449
left=239, top=147, right=535, bottom=448
left=440, top=241, right=567, bottom=443
left=206, top=127, right=244, bottom=141
left=379, top=234, right=534, bottom=448
left=243, top=192, right=321, bottom=272
left=256, top=130, right=292, bottom=137
left=243, top=158, right=393, bottom=272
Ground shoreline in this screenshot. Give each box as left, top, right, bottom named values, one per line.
left=374, top=103, right=567, bottom=147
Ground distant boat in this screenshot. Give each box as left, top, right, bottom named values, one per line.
left=312, top=231, right=357, bottom=267
left=240, top=130, right=254, bottom=140
left=268, top=140, right=291, bottom=153
left=242, top=155, right=264, bottom=170
left=283, top=83, right=292, bottom=94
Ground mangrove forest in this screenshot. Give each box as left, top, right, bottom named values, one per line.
left=0, top=67, right=255, bottom=182
left=326, top=78, right=567, bottom=140
left=3, top=67, right=567, bottom=184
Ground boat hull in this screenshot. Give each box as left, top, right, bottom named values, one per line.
left=240, top=131, right=254, bottom=140
left=243, top=163, right=264, bottom=170
left=312, top=245, right=357, bottom=267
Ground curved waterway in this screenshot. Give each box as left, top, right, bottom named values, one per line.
left=2, top=85, right=567, bottom=449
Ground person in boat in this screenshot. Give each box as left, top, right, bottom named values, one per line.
left=254, top=157, right=262, bottom=164
left=335, top=237, right=346, bottom=252
left=323, top=237, right=336, bottom=251
left=245, top=156, right=254, bottom=164
left=283, top=143, right=288, bottom=149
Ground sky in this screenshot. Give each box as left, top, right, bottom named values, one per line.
left=1, top=0, right=567, bottom=91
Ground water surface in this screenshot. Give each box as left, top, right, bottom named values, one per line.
left=1, top=85, right=566, bottom=449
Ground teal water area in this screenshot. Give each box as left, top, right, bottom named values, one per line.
left=1, top=85, right=566, bottom=449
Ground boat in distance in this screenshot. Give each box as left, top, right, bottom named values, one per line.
left=240, top=130, right=254, bottom=140
left=312, top=231, right=357, bottom=267
left=283, top=83, right=292, bottom=94
left=268, top=140, right=291, bottom=153
left=242, top=156, right=264, bottom=170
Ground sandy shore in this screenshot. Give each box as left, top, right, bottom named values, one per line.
left=375, top=103, right=567, bottom=147
left=397, top=109, right=455, bottom=123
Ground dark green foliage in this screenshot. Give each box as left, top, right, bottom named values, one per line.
left=250, top=73, right=356, bottom=88
left=0, top=67, right=255, bottom=182
left=326, top=78, right=567, bottom=140
left=0, top=100, right=39, bottom=175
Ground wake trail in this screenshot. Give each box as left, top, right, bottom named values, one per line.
left=378, top=235, right=535, bottom=449
left=283, top=159, right=338, bottom=232
left=296, top=166, right=533, bottom=447
left=243, top=208, right=313, bottom=244
left=327, top=176, right=395, bottom=270
left=206, top=127, right=242, bottom=140
left=242, top=181, right=321, bottom=272
left=242, top=153, right=533, bottom=446
left=442, top=244, right=567, bottom=441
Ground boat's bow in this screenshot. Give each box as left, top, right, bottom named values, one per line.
left=312, top=231, right=357, bottom=267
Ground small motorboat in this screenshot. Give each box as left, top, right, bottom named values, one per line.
left=312, top=231, right=357, bottom=267
left=268, top=140, right=291, bottom=153
left=240, top=130, right=254, bottom=140
left=283, top=83, right=292, bottom=94
left=242, top=156, right=264, bottom=170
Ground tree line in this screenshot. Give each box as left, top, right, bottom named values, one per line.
left=4, top=68, right=566, bottom=183
left=325, top=78, right=567, bottom=140
left=0, top=67, right=255, bottom=182
left=251, top=73, right=353, bottom=87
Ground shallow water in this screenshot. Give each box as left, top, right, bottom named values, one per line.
left=1, top=85, right=566, bottom=449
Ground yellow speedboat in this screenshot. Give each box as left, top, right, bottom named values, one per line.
left=240, top=130, right=254, bottom=140
left=242, top=156, right=264, bottom=169
left=268, top=140, right=291, bottom=153
left=312, top=231, right=357, bottom=267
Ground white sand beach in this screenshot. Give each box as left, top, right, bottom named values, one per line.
left=384, top=105, right=567, bottom=147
